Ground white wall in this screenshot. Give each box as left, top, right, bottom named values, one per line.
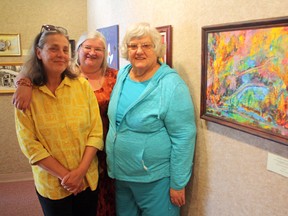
left=87, top=0, right=288, bottom=215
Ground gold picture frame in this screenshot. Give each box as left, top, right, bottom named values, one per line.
left=0, top=62, right=23, bottom=93
left=0, top=34, right=22, bottom=56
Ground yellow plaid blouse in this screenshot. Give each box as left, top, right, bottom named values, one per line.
left=15, top=77, right=103, bottom=200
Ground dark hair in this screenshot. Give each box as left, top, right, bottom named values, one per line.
left=21, top=30, right=78, bottom=86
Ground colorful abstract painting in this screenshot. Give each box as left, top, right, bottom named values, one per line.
left=201, top=17, right=288, bottom=145
left=98, top=25, right=119, bottom=70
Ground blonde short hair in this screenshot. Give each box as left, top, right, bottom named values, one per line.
left=72, top=31, right=108, bottom=74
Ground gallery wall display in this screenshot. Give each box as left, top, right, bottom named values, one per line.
left=0, top=34, right=21, bottom=56
left=156, top=25, right=172, bottom=68
left=200, top=16, right=288, bottom=146
left=98, top=25, right=119, bottom=70
left=0, top=62, right=23, bottom=93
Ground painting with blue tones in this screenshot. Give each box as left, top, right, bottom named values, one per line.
left=98, top=25, right=119, bottom=70
left=201, top=17, right=288, bottom=146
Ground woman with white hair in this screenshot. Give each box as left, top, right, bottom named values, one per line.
left=106, top=22, right=197, bottom=216
left=72, top=30, right=117, bottom=216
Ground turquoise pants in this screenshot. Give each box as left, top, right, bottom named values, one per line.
left=116, top=177, right=180, bottom=216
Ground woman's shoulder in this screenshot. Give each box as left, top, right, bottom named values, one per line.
left=67, top=76, right=91, bottom=89
left=117, top=64, right=132, bottom=77
left=157, top=68, right=189, bottom=94
left=105, top=67, right=118, bottom=78
left=158, top=65, right=183, bottom=84
left=68, top=76, right=87, bottom=82
left=106, top=67, right=118, bottom=73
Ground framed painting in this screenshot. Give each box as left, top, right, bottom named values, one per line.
left=98, top=25, right=119, bottom=70
left=201, top=16, right=288, bottom=145
left=69, top=40, right=75, bottom=59
left=156, top=25, right=172, bottom=68
left=0, top=34, right=21, bottom=56
left=0, top=62, right=23, bottom=93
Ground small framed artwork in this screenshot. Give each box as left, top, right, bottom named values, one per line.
left=201, top=16, right=288, bottom=145
left=156, top=25, right=172, bottom=68
left=0, top=62, right=23, bottom=93
left=69, top=40, right=76, bottom=59
left=98, top=25, right=119, bottom=70
left=0, top=34, right=21, bottom=56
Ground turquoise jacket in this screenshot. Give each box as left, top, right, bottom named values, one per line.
left=106, top=63, right=196, bottom=190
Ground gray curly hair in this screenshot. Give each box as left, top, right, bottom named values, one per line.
left=120, top=22, right=166, bottom=61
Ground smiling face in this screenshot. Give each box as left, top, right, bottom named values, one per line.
left=78, top=38, right=105, bottom=71
left=36, top=34, right=69, bottom=77
left=128, top=35, right=158, bottom=74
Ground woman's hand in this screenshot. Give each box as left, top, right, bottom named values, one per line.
left=61, top=168, right=85, bottom=195
left=61, top=146, right=98, bottom=195
left=12, top=85, right=32, bottom=111
left=170, top=188, right=186, bottom=207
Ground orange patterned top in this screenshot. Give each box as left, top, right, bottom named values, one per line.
left=83, top=67, right=117, bottom=168
left=94, top=67, right=117, bottom=139
left=82, top=67, right=118, bottom=216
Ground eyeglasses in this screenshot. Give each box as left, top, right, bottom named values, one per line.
left=81, top=45, right=105, bottom=53
left=127, top=43, right=154, bottom=51
left=40, top=24, right=68, bottom=36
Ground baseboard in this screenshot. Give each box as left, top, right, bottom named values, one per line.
left=0, top=172, right=33, bottom=183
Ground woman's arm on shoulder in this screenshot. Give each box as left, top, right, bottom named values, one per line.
left=12, top=75, right=33, bottom=111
